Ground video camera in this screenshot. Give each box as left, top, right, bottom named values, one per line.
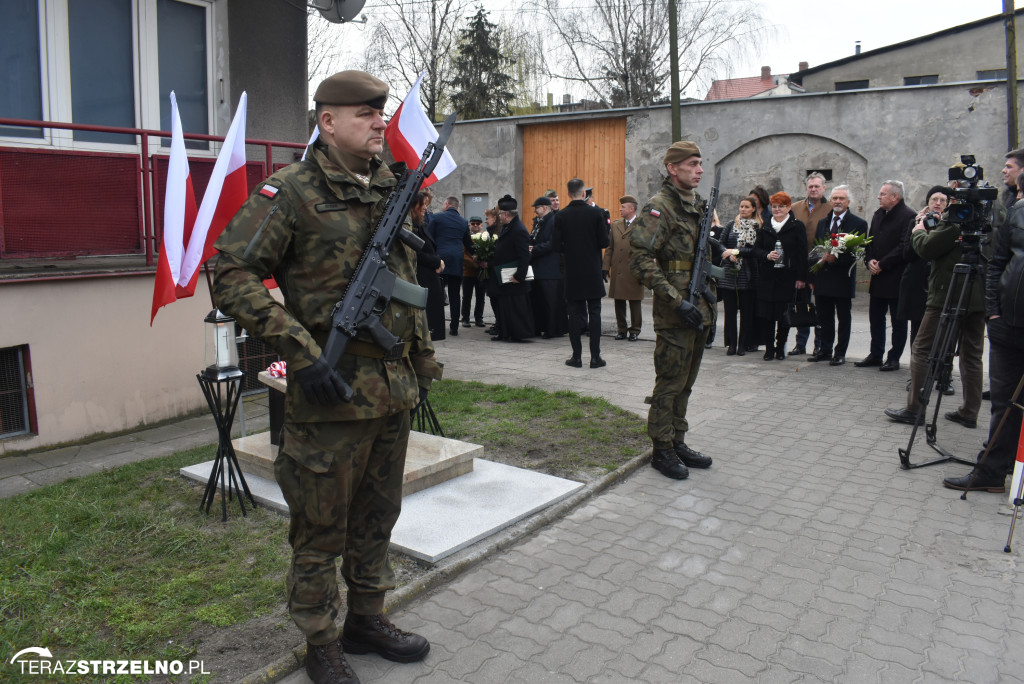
left=945, top=154, right=997, bottom=234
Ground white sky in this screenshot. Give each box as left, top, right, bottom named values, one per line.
left=315, top=0, right=1011, bottom=101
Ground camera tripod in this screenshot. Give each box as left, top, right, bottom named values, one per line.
left=898, top=251, right=983, bottom=469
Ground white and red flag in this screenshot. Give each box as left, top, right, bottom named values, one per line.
left=384, top=71, right=456, bottom=187
left=151, top=92, right=248, bottom=324
left=150, top=91, right=198, bottom=324
left=1010, top=421, right=1024, bottom=508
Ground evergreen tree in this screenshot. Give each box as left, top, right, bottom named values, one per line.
left=448, top=8, right=517, bottom=120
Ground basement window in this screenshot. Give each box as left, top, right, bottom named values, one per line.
left=977, top=69, right=1007, bottom=80
left=0, top=345, right=36, bottom=439
left=835, top=79, right=869, bottom=91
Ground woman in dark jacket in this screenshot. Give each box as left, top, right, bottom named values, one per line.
left=752, top=191, right=808, bottom=360
left=410, top=191, right=446, bottom=341
left=718, top=197, right=761, bottom=355
left=489, top=194, right=535, bottom=341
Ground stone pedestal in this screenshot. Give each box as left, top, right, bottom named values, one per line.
left=234, top=371, right=477, bottom=496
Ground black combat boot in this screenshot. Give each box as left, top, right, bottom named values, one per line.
left=306, top=639, right=361, bottom=684
left=342, top=613, right=430, bottom=663
left=651, top=449, right=689, bottom=479
left=674, top=441, right=712, bottom=468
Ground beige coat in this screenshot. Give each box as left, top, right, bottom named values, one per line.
left=791, top=198, right=832, bottom=249
left=603, top=217, right=645, bottom=300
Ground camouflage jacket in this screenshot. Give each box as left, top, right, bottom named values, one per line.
left=629, top=177, right=716, bottom=343
left=212, top=140, right=442, bottom=423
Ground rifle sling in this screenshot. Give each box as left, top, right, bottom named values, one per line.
left=346, top=339, right=411, bottom=360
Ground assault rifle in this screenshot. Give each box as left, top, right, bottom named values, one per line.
left=321, top=113, right=457, bottom=401
left=688, top=166, right=725, bottom=307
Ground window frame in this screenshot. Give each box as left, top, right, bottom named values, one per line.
left=0, top=345, right=37, bottom=440
left=0, top=0, right=218, bottom=157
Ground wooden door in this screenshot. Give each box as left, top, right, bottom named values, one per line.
left=522, top=118, right=626, bottom=225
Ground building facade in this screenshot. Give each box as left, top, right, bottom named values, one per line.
left=0, top=0, right=307, bottom=453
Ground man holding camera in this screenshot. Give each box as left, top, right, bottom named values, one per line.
left=944, top=166, right=1024, bottom=492
left=884, top=185, right=986, bottom=429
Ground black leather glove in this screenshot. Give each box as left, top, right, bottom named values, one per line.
left=602, top=269, right=609, bottom=282
left=292, top=356, right=352, bottom=405
left=676, top=299, right=704, bottom=330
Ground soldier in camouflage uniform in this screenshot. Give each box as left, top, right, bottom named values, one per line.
left=213, top=71, right=443, bottom=684
left=629, top=141, right=717, bottom=480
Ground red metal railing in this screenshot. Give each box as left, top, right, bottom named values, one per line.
left=0, top=118, right=307, bottom=267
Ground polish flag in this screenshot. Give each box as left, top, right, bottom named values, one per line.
left=384, top=71, right=456, bottom=187
left=150, top=93, right=249, bottom=324
left=178, top=92, right=248, bottom=296
left=1009, top=421, right=1024, bottom=508
left=150, top=91, right=198, bottom=324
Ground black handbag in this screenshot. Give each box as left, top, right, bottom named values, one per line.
left=783, top=290, right=817, bottom=328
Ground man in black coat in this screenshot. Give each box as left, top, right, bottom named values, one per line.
left=530, top=196, right=568, bottom=338
left=808, top=185, right=868, bottom=366
left=554, top=178, right=611, bottom=368
left=856, top=180, right=916, bottom=370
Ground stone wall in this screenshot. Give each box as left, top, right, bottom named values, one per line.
left=432, top=81, right=1018, bottom=221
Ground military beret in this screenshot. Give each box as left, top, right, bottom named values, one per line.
left=619, top=195, right=638, bottom=205
left=545, top=189, right=558, bottom=198
left=532, top=196, right=552, bottom=207
left=497, top=194, right=518, bottom=211
left=314, top=70, right=389, bottom=109
left=469, top=216, right=483, bottom=223
left=663, top=140, right=701, bottom=165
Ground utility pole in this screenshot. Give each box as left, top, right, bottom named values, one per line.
left=1006, top=0, right=1019, bottom=149
left=669, top=0, right=680, bottom=142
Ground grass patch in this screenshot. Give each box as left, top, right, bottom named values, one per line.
left=0, top=380, right=646, bottom=675
left=0, top=444, right=292, bottom=667
left=428, top=380, right=648, bottom=479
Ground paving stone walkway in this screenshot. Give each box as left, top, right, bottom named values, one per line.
left=284, top=297, right=1022, bottom=683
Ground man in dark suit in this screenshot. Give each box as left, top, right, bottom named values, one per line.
left=427, top=196, right=472, bottom=337
left=555, top=178, right=610, bottom=368
left=808, top=185, right=867, bottom=366
left=856, top=180, right=916, bottom=370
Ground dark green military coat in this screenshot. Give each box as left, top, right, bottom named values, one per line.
left=213, top=140, right=442, bottom=425
left=629, top=177, right=715, bottom=345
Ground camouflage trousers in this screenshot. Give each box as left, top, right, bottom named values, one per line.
left=647, top=326, right=709, bottom=449
left=274, top=412, right=410, bottom=645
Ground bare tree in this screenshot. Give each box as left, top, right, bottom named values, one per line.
left=495, top=21, right=550, bottom=110
left=532, top=0, right=769, bottom=107
left=362, top=0, right=472, bottom=121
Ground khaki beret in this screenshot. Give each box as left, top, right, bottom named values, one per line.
left=314, top=70, right=388, bottom=109
left=619, top=195, right=638, bottom=205
left=663, top=140, right=701, bottom=166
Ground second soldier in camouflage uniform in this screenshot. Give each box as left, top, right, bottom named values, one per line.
left=630, top=141, right=717, bottom=480
left=213, top=71, right=442, bottom=684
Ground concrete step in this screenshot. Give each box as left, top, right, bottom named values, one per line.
left=232, top=430, right=479, bottom=497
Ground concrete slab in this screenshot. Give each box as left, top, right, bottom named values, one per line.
left=180, top=458, right=583, bottom=563
left=390, top=459, right=584, bottom=563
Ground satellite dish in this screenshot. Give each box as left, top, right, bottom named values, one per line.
left=309, top=0, right=366, bottom=23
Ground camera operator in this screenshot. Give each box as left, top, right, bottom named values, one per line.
left=884, top=185, right=986, bottom=429
left=943, top=171, right=1024, bottom=492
